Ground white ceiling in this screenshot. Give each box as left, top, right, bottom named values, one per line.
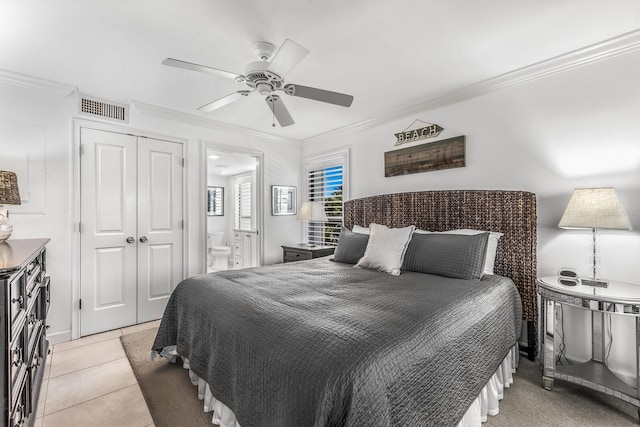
left=208, top=150, right=256, bottom=177
left=2, top=1, right=640, bottom=141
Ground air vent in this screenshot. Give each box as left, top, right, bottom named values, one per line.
left=79, top=96, right=128, bottom=122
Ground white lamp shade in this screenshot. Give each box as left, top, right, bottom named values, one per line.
left=558, top=187, right=631, bottom=230
left=297, top=201, right=328, bottom=221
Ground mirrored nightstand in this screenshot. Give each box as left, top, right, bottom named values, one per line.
left=537, top=276, right=640, bottom=418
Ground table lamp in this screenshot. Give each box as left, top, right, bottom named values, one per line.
left=0, top=171, right=21, bottom=242
left=297, top=201, right=328, bottom=247
left=558, top=187, right=631, bottom=287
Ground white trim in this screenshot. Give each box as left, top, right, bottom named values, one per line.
left=132, top=101, right=299, bottom=146
left=202, top=141, right=265, bottom=269
left=47, top=329, right=72, bottom=346
left=302, top=29, right=640, bottom=145
left=0, top=69, right=77, bottom=97
left=71, top=117, right=189, bottom=339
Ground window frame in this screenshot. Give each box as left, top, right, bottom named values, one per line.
left=303, top=149, right=349, bottom=247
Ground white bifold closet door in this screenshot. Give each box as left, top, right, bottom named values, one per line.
left=80, top=127, right=183, bottom=337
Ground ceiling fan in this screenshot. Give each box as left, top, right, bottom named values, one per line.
left=162, top=39, right=354, bottom=127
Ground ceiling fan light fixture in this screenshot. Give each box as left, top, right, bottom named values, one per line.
left=252, top=41, right=276, bottom=61
left=257, top=83, right=273, bottom=95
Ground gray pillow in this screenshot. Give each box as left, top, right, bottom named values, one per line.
left=402, top=232, right=489, bottom=280
left=333, top=227, right=370, bottom=264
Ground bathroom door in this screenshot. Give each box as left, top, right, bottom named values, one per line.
left=80, top=127, right=183, bottom=336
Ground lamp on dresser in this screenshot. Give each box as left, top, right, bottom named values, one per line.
left=0, top=170, right=21, bottom=242
left=558, top=187, right=632, bottom=287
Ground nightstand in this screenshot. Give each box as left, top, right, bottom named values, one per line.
left=281, top=244, right=335, bottom=263
left=537, top=276, right=640, bottom=418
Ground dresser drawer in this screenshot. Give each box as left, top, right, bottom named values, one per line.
left=25, top=267, right=42, bottom=315
left=39, top=275, right=51, bottom=318
left=10, top=326, right=27, bottom=396
left=10, top=378, right=28, bottom=427
left=283, top=250, right=313, bottom=262
left=28, top=323, right=45, bottom=387
left=26, top=303, right=40, bottom=354
left=9, top=273, right=27, bottom=342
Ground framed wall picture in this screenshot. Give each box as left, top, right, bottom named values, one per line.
left=272, top=185, right=297, bottom=215
left=207, top=186, right=224, bottom=216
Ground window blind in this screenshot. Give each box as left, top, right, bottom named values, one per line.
left=208, top=187, right=223, bottom=215
left=306, top=162, right=344, bottom=246
left=235, top=180, right=252, bottom=230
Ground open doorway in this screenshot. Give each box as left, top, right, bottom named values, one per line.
left=205, top=147, right=262, bottom=273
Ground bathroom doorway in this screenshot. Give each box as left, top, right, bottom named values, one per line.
left=205, top=145, right=263, bottom=273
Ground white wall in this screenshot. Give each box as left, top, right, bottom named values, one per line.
left=0, top=82, right=302, bottom=343
left=302, top=50, right=640, bottom=382
left=0, top=84, right=76, bottom=344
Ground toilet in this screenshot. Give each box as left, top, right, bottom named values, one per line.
left=209, top=232, right=232, bottom=271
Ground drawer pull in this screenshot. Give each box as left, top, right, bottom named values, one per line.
left=14, top=404, right=25, bottom=424
left=11, top=295, right=23, bottom=305
left=12, top=348, right=23, bottom=366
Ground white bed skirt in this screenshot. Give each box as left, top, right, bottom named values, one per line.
left=153, top=343, right=519, bottom=427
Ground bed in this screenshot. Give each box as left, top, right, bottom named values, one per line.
left=152, top=190, right=537, bottom=427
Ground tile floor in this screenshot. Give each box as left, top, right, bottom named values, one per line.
left=35, top=321, right=160, bottom=427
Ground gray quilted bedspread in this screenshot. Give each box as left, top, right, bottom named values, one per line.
left=152, top=258, right=522, bottom=427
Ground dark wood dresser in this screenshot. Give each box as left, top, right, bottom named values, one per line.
left=281, top=244, right=335, bottom=263
left=0, top=239, right=50, bottom=427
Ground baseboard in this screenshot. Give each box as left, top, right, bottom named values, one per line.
left=47, top=329, right=72, bottom=345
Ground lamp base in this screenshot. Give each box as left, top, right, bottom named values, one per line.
left=581, top=278, right=609, bottom=288
left=0, top=214, right=12, bottom=242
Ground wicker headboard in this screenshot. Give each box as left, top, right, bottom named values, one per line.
left=344, top=190, right=538, bottom=356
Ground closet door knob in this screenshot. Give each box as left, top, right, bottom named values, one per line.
left=126, top=237, right=135, bottom=244
left=139, top=236, right=148, bottom=243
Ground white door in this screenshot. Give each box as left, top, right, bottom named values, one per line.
left=137, top=138, right=183, bottom=323
left=80, top=128, right=183, bottom=336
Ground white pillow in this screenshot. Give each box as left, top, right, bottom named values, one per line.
left=356, top=223, right=415, bottom=275
left=352, top=224, right=370, bottom=235
left=439, top=229, right=503, bottom=275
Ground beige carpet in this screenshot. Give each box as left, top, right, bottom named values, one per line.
left=122, top=328, right=638, bottom=427
left=120, top=328, right=212, bottom=427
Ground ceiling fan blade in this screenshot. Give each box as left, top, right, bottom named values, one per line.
left=266, top=39, right=309, bottom=77
left=283, top=84, right=354, bottom=107
left=198, top=91, right=251, bottom=112
left=265, top=95, right=294, bottom=127
left=162, top=58, right=244, bottom=81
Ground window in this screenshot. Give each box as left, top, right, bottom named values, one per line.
left=234, top=176, right=252, bottom=230
left=207, top=186, right=224, bottom=216
left=305, top=151, right=348, bottom=246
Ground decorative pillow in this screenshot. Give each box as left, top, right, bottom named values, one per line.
left=333, top=227, right=370, bottom=264
left=355, top=223, right=415, bottom=275
left=402, top=232, right=489, bottom=280
left=352, top=224, right=370, bottom=235
left=413, top=228, right=503, bottom=275
left=440, top=229, right=503, bottom=275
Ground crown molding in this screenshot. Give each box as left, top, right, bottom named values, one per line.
left=302, top=29, right=640, bottom=145
left=130, top=101, right=300, bottom=145
left=0, top=69, right=77, bottom=97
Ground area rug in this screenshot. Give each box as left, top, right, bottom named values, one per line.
left=122, top=328, right=638, bottom=427
left=120, top=328, right=212, bottom=427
